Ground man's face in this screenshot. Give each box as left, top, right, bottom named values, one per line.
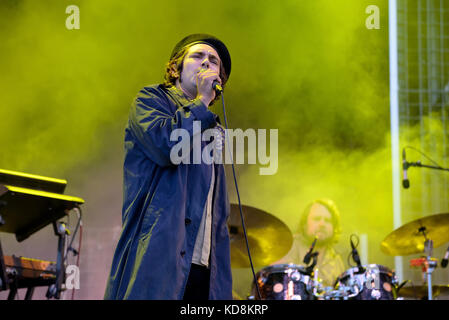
left=305, top=203, right=334, bottom=244
left=177, top=43, right=221, bottom=98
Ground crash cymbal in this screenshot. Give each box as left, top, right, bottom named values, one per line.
left=398, top=285, right=449, bottom=299
left=381, top=213, right=449, bottom=256
left=228, top=204, right=293, bottom=268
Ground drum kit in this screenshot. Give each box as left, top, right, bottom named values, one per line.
left=228, top=204, right=449, bottom=300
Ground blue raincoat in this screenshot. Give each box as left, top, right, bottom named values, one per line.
left=104, top=84, right=232, bottom=300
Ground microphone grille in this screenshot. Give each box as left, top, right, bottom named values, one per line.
left=402, top=179, right=410, bottom=189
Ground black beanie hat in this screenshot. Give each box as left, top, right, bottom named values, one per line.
left=170, top=34, right=231, bottom=79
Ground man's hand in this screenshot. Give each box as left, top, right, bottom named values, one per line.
left=196, top=69, right=221, bottom=107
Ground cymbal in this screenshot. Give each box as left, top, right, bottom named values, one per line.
left=381, top=213, right=449, bottom=256
left=398, top=285, right=449, bottom=299
left=228, top=204, right=293, bottom=268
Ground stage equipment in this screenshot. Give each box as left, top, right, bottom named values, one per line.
left=0, top=169, right=84, bottom=300
left=228, top=204, right=292, bottom=268
left=381, top=213, right=449, bottom=300
left=249, top=264, right=313, bottom=300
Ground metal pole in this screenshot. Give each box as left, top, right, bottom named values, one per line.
left=389, top=0, right=404, bottom=283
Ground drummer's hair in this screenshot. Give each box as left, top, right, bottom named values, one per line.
left=297, top=198, right=342, bottom=244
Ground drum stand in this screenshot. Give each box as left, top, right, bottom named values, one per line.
left=419, top=228, right=438, bottom=300
left=423, top=239, right=438, bottom=300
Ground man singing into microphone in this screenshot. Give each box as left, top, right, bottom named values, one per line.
left=104, top=34, right=233, bottom=300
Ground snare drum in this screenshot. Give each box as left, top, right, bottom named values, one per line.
left=334, top=264, right=398, bottom=300
left=250, top=264, right=313, bottom=300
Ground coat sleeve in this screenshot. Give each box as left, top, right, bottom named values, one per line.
left=128, top=86, right=218, bottom=167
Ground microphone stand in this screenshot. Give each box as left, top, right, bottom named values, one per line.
left=404, top=160, right=449, bottom=299
left=303, top=237, right=319, bottom=275
left=405, top=160, right=449, bottom=173
left=305, top=252, right=319, bottom=275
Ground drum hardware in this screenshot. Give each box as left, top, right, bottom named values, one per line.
left=249, top=264, right=313, bottom=300
left=417, top=229, right=438, bottom=300
left=409, top=257, right=438, bottom=296
left=322, top=286, right=357, bottom=300
left=312, top=268, right=322, bottom=297
left=311, top=269, right=357, bottom=300
left=307, top=236, right=398, bottom=301
left=312, top=269, right=360, bottom=301
left=411, top=231, right=438, bottom=300
left=320, top=235, right=371, bottom=300
left=333, top=268, right=363, bottom=300
left=381, top=213, right=449, bottom=300
left=333, top=264, right=399, bottom=300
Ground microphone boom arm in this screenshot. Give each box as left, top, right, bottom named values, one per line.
left=406, top=161, right=449, bottom=172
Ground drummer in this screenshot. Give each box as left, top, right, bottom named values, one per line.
left=274, top=199, right=346, bottom=288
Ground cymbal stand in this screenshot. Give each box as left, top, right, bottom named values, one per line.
left=420, top=227, right=438, bottom=300
left=403, top=155, right=449, bottom=299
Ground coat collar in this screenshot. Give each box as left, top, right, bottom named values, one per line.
left=165, top=84, right=193, bottom=107
left=163, top=84, right=223, bottom=125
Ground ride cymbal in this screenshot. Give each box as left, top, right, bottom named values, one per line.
left=381, top=213, right=449, bottom=256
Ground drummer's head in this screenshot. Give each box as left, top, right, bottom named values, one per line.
left=297, top=199, right=342, bottom=246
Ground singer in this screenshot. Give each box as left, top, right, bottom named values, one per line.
left=273, top=199, right=346, bottom=287
left=104, top=34, right=233, bottom=300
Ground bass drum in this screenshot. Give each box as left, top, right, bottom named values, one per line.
left=250, top=264, right=313, bottom=300
left=334, top=264, right=399, bottom=300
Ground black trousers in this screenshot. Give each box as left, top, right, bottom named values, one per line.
left=183, top=264, right=210, bottom=300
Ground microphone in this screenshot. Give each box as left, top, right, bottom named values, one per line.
left=198, top=66, right=222, bottom=94
left=303, top=236, right=318, bottom=264
left=350, top=236, right=362, bottom=268
left=441, top=246, right=449, bottom=268
left=212, top=80, right=223, bottom=94
left=402, top=148, right=410, bottom=189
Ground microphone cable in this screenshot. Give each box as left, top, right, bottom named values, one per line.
left=62, top=206, right=83, bottom=300
left=347, top=234, right=361, bottom=268
left=219, top=92, right=262, bottom=300
left=403, top=145, right=444, bottom=169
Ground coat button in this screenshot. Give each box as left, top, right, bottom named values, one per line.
left=180, top=251, right=186, bottom=257
left=185, top=218, right=191, bottom=225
